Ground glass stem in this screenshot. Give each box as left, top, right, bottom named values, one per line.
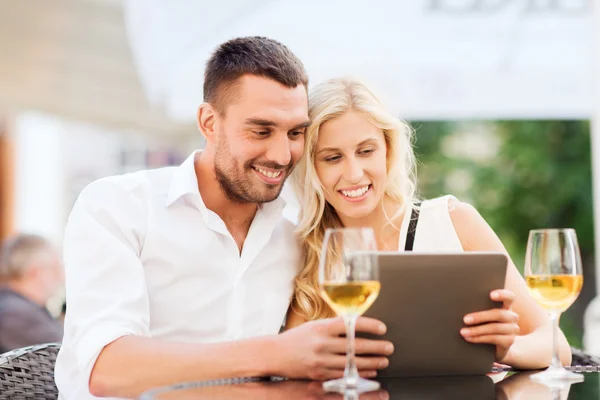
left=549, top=312, right=563, bottom=370
left=344, top=314, right=360, bottom=384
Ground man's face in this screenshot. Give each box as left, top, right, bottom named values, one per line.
left=212, top=75, right=309, bottom=203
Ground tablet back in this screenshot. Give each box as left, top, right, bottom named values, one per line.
left=362, top=252, right=508, bottom=378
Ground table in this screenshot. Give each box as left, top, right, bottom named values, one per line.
left=140, top=371, right=600, bottom=399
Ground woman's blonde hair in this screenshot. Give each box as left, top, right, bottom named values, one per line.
left=291, top=77, right=418, bottom=320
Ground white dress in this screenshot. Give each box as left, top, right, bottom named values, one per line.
left=397, top=195, right=464, bottom=252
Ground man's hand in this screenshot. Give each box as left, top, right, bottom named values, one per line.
left=272, top=316, right=394, bottom=381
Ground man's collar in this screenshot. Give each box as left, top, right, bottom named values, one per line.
left=165, top=150, right=202, bottom=207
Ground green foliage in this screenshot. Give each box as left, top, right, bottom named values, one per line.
left=411, top=120, right=594, bottom=349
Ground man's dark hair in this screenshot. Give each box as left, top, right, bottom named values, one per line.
left=204, top=36, right=308, bottom=113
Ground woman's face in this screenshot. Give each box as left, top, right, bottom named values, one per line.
left=314, top=110, right=388, bottom=223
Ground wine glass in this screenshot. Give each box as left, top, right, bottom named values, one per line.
left=319, top=227, right=381, bottom=393
left=524, top=229, right=584, bottom=383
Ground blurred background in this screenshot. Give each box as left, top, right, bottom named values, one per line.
left=0, top=0, right=598, bottom=353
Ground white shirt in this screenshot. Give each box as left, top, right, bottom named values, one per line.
left=55, top=151, right=301, bottom=400
left=397, top=195, right=464, bottom=252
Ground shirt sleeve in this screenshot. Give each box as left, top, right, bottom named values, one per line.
left=62, top=177, right=151, bottom=383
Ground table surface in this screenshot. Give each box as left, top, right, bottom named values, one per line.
left=140, top=371, right=600, bottom=399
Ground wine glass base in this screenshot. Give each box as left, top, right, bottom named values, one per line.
left=323, top=377, right=380, bottom=393
left=530, top=367, right=584, bottom=384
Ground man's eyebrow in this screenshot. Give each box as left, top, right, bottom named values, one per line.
left=244, top=118, right=311, bottom=130
left=244, top=118, right=276, bottom=127
left=291, top=121, right=311, bottom=130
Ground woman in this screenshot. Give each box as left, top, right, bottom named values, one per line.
left=288, top=77, right=571, bottom=369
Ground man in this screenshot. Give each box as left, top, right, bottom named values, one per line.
left=0, top=234, right=64, bottom=353
left=55, top=36, right=392, bottom=399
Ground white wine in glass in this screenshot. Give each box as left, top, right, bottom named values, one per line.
left=319, top=227, right=381, bottom=393
left=524, top=229, right=584, bottom=383
left=321, top=281, right=381, bottom=316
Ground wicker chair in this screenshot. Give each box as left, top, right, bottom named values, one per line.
left=0, top=343, right=60, bottom=400
left=571, top=346, right=600, bottom=367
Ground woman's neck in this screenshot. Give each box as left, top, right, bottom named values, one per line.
left=338, top=196, right=406, bottom=251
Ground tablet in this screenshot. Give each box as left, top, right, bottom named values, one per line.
left=361, top=252, right=508, bottom=378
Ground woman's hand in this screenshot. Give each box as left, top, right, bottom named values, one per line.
left=460, top=289, right=520, bottom=363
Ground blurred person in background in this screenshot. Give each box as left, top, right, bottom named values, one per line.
left=0, top=233, right=64, bottom=354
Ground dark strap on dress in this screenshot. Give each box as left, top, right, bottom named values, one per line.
left=404, top=203, right=422, bottom=251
